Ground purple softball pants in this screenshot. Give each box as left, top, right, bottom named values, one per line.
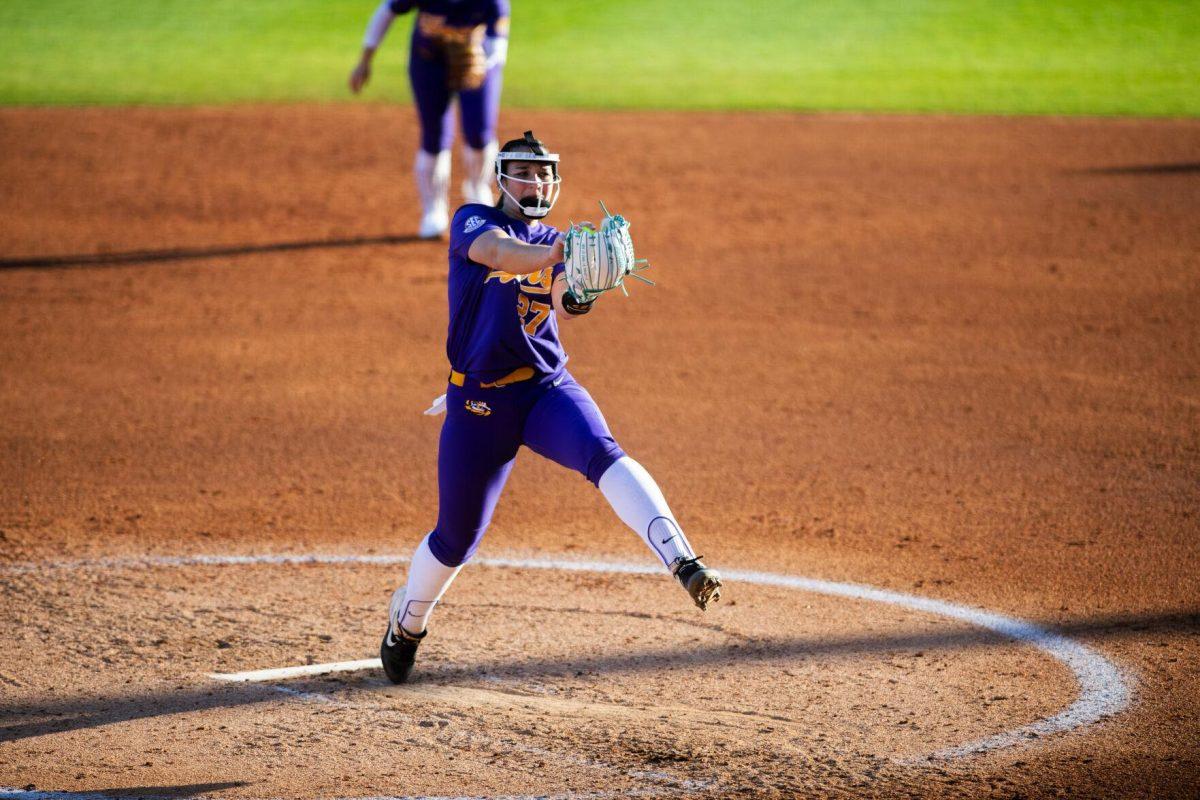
left=427, top=370, right=626, bottom=567
left=410, top=52, right=503, bottom=154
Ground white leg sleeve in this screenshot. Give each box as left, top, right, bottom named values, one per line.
left=392, top=532, right=462, bottom=635
left=414, top=150, right=451, bottom=237
left=414, top=150, right=450, bottom=212
left=460, top=141, right=497, bottom=205
left=598, top=456, right=697, bottom=569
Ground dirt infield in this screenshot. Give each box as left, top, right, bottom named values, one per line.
left=1, top=106, right=1198, bottom=799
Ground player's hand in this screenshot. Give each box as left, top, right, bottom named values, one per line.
left=543, top=237, right=565, bottom=269
left=349, top=60, right=372, bottom=94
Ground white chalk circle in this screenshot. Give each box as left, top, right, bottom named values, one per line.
left=9, top=552, right=1132, bottom=762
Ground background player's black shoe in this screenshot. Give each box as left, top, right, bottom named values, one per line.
left=380, top=621, right=427, bottom=684
left=672, top=555, right=722, bottom=611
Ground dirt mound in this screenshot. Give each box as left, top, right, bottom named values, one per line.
left=1, top=106, right=1197, bottom=798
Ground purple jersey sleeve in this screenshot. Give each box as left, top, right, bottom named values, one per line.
left=450, top=207, right=502, bottom=264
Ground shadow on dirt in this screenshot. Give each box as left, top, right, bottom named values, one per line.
left=1072, top=161, right=1200, bottom=175
left=426, top=607, right=1200, bottom=684
left=0, top=234, right=427, bottom=270
left=0, top=683, right=288, bottom=743
left=0, top=782, right=249, bottom=799
left=92, top=784, right=246, bottom=799
left=2, top=608, right=1195, bottom=743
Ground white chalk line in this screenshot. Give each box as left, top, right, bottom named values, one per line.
left=212, top=658, right=380, bottom=683
left=4, top=551, right=1132, bottom=765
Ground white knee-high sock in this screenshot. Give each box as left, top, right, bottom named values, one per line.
left=391, top=532, right=462, bottom=635
left=460, top=141, right=497, bottom=205
left=598, top=456, right=697, bottom=569
left=414, top=150, right=451, bottom=216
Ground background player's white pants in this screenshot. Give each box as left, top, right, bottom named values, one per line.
left=395, top=532, right=462, bottom=634
left=461, top=141, right=497, bottom=205
left=598, top=456, right=697, bottom=568
left=414, top=149, right=450, bottom=238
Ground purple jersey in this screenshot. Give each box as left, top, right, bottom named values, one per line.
left=389, top=0, right=509, bottom=49
left=446, top=203, right=565, bottom=383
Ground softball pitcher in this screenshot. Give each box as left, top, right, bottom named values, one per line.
left=350, top=0, right=510, bottom=238
left=381, top=131, right=723, bottom=684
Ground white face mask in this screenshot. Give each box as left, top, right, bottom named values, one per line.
left=497, top=171, right=562, bottom=218
left=494, top=146, right=562, bottom=218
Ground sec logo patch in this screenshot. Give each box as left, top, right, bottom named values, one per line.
left=463, top=215, right=486, bottom=234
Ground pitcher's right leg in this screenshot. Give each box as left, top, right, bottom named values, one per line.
left=382, top=386, right=521, bottom=683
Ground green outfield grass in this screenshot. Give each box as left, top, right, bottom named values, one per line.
left=1, top=0, right=1196, bottom=115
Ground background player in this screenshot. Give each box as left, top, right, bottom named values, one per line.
left=380, top=131, right=723, bottom=683
left=349, top=1, right=510, bottom=238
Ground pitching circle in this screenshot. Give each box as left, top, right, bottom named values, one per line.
left=7, top=551, right=1132, bottom=765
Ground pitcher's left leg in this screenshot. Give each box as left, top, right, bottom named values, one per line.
left=597, top=456, right=722, bottom=610
left=521, top=374, right=624, bottom=486
left=522, top=374, right=722, bottom=610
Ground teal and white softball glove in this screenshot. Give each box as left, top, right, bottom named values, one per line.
left=562, top=202, right=653, bottom=305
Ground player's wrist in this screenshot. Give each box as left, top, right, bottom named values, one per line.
left=562, top=292, right=594, bottom=316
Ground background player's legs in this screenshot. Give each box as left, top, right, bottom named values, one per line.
left=458, top=67, right=503, bottom=205
left=409, top=54, right=456, bottom=237
left=459, top=140, right=497, bottom=205
left=413, top=150, right=451, bottom=238
left=522, top=374, right=698, bottom=568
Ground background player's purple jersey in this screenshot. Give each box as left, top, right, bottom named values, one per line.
left=446, top=204, right=565, bottom=383
left=389, top=0, right=509, bottom=50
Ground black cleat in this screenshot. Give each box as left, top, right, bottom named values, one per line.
left=380, top=588, right=427, bottom=684
left=672, top=555, right=722, bottom=611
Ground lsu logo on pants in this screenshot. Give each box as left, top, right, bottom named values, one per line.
left=465, top=399, right=492, bottom=417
